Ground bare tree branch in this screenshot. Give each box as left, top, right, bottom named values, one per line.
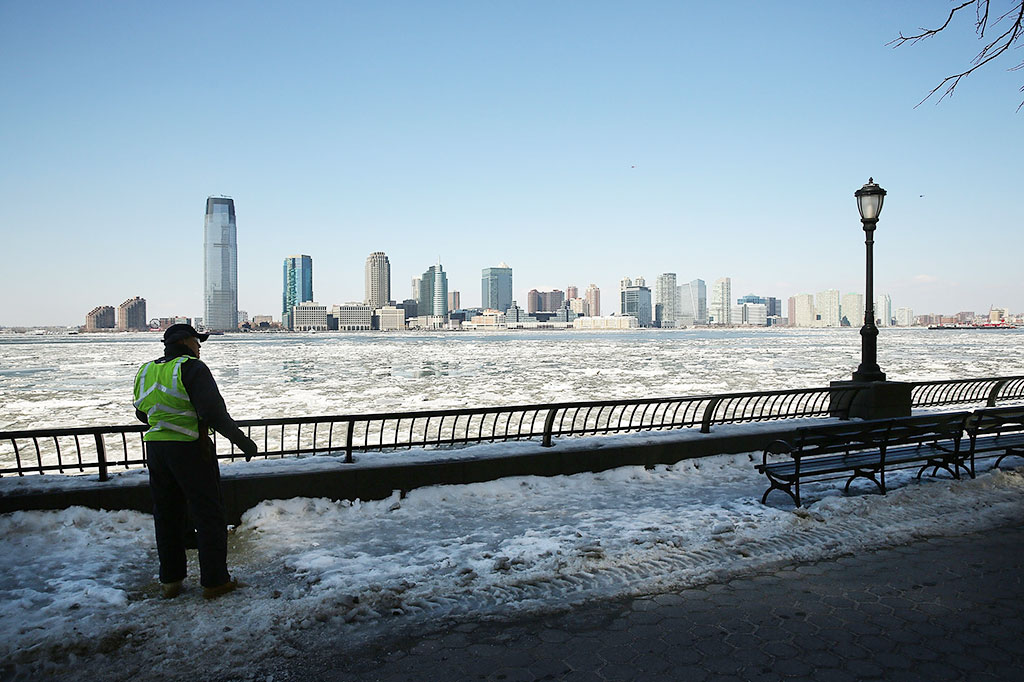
left=888, top=0, right=1024, bottom=110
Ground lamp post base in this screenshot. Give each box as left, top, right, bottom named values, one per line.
left=829, top=380, right=912, bottom=420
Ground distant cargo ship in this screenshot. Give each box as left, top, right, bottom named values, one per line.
left=928, top=322, right=1018, bottom=330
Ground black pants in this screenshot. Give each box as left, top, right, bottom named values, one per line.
left=146, top=439, right=230, bottom=587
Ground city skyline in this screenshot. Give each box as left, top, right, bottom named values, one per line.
left=1, top=3, right=1021, bottom=326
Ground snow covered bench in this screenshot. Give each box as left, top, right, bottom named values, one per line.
left=965, top=406, right=1024, bottom=475
left=756, top=412, right=972, bottom=507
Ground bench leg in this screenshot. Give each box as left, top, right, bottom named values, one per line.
left=845, top=468, right=885, bottom=495
left=761, top=474, right=799, bottom=507
left=993, top=448, right=1021, bottom=469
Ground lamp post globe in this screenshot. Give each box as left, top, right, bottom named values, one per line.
left=852, top=178, right=887, bottom=383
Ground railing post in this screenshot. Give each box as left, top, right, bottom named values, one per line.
left=541, top=408, right=559, bottom=447
left=95, top=433, right=109, bottom=482
left=700, top=398, right=721, bottom=434
left=345, top=419, right=354, bottom=463
left=986, top=378, right=1010, bottom=407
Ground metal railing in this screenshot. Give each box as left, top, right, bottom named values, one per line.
left=2, top=375, right=1023, bottom=480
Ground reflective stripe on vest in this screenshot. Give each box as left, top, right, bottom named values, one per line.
left=133, top=356, right=200, bottom=441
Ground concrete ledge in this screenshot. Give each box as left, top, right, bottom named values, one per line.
left=0, top=422, right=806, bottom=525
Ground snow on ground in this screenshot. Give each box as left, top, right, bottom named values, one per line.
left=2, top=449, right=1023, bottom=682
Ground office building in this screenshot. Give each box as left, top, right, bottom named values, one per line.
left=364, top=252, right=391, bottom=309
left=526, top=289, right=565, bottom=313
left=448, top=291, right=461, bottom=311
left=376, top=306, right=406, bottom=331
left=816, top=289, right=841, bottom=327
left=842, top=293, right=864, bottom=327
left=895, top=307, right=914, bottom=327
left=282, top=255, right=313, bottom=330
left=620, top=277, right=653, bottom=327
left=331, top=303, right=372, bottom=331
left=418, top=262, right=448, bottom=318
left=203, top=196, right=238, bottom=331
left=85, top=306, right=115, bottom=331
left=481, top=263, right=513, bottom=313
left=655, top=273, right=678, bottom=328
left=732, top=303, right=768, bottom=326
left=792, top=294, right=816, bottom=327
left=117, top=297, right=147, bottom=332
left=708, top=277, right=732, bottom=325
left=585, top=284, right=601, bottom=317
left=876, top=294, right=893, bottom=327
left=678, top=279, right=706, bottom=326
left=566, top=285, right=579, bottom=300
left=291, top=302, right=328, bottom=331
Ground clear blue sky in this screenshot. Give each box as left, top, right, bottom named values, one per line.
left=1, top=1, right=1020, bottom=326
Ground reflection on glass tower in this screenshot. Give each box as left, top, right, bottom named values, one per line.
left=481, top=263, right=513, bottom=313
left=203, top=197, right=238, bottom=331
left=282, top=255, right=313, bottom=329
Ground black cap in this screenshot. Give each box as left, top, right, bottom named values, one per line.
left=163, top=324, right=210, bottom=344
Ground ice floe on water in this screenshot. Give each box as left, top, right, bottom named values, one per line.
left=2, top=327, right=1023, bottom=431
left=2, top=451, right=1023, bottom=681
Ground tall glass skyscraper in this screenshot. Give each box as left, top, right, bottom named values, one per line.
left=418, top=262, right=448, bottom=318
left=481, top=263, right=513, bottom=312
left=678, top=279, right=706, bottom=326
left=282, top=255, right=313, bottom=329
left=203, top=197, right=238, bottom=331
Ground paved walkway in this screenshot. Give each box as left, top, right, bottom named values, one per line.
left=276, top=521, right=1024, bottom=682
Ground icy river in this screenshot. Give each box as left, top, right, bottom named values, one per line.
left=1, top=327, right=1022, bottom=431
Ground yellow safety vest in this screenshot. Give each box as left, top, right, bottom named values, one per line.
left=133, top=356, right=201, bottom=441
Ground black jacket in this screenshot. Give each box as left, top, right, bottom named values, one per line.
left=135, top=343, right=251, bottom=450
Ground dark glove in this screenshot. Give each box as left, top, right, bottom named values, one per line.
left=239, top=437, right=259, bottom=462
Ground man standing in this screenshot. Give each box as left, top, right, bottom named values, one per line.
left=133, top=324, right=258, bottom=599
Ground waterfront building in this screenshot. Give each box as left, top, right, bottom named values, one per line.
left=448, top=291, right=461, bottom=311
left=481, top=263, right=513, bottom=313
left=291, top=302, right=328, bottom=331
left=732, top=303, right=768, bottom=326
left=203, top=196, right=238, bottom=331
left=252, top=315, right=274, bottom=328
left=678, top=279, right=706, bottom=326
left=331, top=303, right=372, bottom=331
left=655, top=273, right=678, bottom=328
left=526, top=289, right=565, bottom=313
left=895, top=307, right=914, bottom=327
left=990, top=307, right=1009, bottom=322
left=573, top=315, right=639, bottom=330
left=585, top=284, right=601, bottom=317
left=411, top=278, right=421, bottom=300
left=566, top=285, right=579, bottom=300
left=568, top=297, right=587, bottom=315
left=282, top=255, right=313, bottom=330
left=398, top=299, right=418, bottom=320
left=526, top=289, right=541, bottom=314
left=816, top=289, right=841, bottom=327
left=376, top=306, right=406, bottom=331
left=841, top=293, right=864, bottom=327
left=418, top=262, right=448, bottom=318
left=708, top=278, right=732, bottom=325
left=364, top=252, right=391, bottom=309
left=408, top=315, right=447, bottom=330
left=620, top=278, right=653, bottom=327
left=464, top=310, right=507, bottom=330
left=876, top=294, right=893, bottom=327
left=117, top=297, right=147, bottom=332
left=505, top=301, right=535, bottom=324
left=85, top=306, right=115, bottom=331
left=792, top=294, right=816, bottom=327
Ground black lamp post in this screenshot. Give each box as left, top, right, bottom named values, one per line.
left=851, top=178, right=887, bottom=383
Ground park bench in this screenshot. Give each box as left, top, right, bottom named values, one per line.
left=964, top=406, right=1024, bottom=475
left=756, top=411, right=971, bottom=507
